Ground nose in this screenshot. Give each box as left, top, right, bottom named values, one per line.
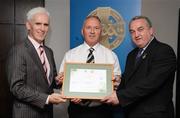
left=40, top=24, right=48, bottom=31
left=90, top=28, right=95, bottom=34
left=134, top=31, right=140, bottom=38
left=40, top=24, right=45, bottom=30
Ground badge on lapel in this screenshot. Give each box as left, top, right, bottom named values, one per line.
left=142, top=53, right=147, bottom=59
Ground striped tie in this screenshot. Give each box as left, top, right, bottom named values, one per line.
left=39, top=45, right=50, bottom=84
left=39, top=45, right=47, bottom=75
left=86, top=48, right=95, bottom=63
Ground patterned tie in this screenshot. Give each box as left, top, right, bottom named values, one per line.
left=86, top=48, right=95, bottom=63
left=39, top=45, right=50, bottom=84
left=135, top=48, right=143, bottom=64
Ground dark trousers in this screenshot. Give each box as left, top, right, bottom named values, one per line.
left=68, top=102, right=113, bottom=118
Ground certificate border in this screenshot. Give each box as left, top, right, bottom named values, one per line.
left=62, top=62, right=113, bottom=99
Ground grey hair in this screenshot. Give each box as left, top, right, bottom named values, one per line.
left=82, top=15, right=102, bottom=28
left=129, top=15, right=152, bottom=28
left=26, top=7, right=50, bottom=20
left=85, top=15, right=101, bottom=23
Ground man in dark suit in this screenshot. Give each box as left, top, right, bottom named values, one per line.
left=6, top=7, right=66, bottom=118
left=102, top=16, right=177, bottom=118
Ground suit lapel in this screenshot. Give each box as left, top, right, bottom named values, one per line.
left=134, top=51, right=148, bottom=69
left=24, top=39, right=48, bottom=81
left=126, top=38, right=158, bottom=82
left=125, top=54, right=145, bottom=82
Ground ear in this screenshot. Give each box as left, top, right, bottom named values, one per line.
left=26, top=21, right=31, bottom=30
left=150, top=27, right=154, bottom=35
left=100, top=28, right=102, bottom=35
left=81, top=28, right=84, bottom=37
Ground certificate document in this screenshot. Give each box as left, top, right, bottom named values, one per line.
left=62, top=63, right=113, bottom=99
left=69, top=69, right=107, bottom=93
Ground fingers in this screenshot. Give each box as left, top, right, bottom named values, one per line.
left=101, top=91, right=119, bottom=105
left=112, top=75, right=116, bottom=82
left=112, top=75, right=121, bottom=90
left=49, top=93, right=66, bottom=104
left=116, top=75, right=121, bottom=83
left=55, top=72, right=64, bottom=85
left=71, top=98, right=82, bottom=104
left=114, top=81, right=120, bottom=90
left=101, top=95, right=110, bottom=103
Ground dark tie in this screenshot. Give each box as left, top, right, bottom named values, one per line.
left=86, top=48, right=95, bottom=63
left=135, top=48, right=143, bottom=64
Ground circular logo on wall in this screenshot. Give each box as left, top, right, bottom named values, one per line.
left=89, top=7, right=125, bottom=50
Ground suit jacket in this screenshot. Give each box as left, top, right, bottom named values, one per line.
left=6, top=38, right=58, bottom=118
left=117, top=38, right=177, bottom=118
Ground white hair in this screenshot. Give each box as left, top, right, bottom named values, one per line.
left=26, top=7, right=50, bottom=20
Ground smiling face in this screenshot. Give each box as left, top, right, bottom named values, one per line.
left=26, top=13, right=49, bottom=44
left=81, top=17, right=102, bottom=47
left=129, top=18, right=154, bottom=48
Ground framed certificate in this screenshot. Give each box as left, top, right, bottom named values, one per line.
left=62, top=62, right=114, bottom=99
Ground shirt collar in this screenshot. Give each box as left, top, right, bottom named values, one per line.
left=83, top=42, right=100, bottom=51
left=142, top=36, right=154, bottom=51
left=28, top=35, right=43, bottom=50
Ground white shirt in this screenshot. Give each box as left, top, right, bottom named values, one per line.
left=59, top=42, right=121, bottom=76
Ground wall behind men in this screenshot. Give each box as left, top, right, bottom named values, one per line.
left=45, top=0, right=70, bottom=72
left=141, top=0, right=180, bottom=109
left=45, top=0, right=180, bottom=118
left=45, top=0, right=179, bottom=75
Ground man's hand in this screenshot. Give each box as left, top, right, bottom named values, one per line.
left=101, top=91, right=119, bottom=105
left=49, top=93, right=66, bottom=104
left=55, top=72, right=64, bottom=85
left=112, top=75, right=121, bottom=90
left=70, top=98, right=82, bottom=104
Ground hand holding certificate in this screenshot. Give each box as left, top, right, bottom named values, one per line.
left=62, top=63, right=113, bottom=99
